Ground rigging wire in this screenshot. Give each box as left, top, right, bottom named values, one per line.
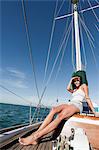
left=79, top=16, right=99, bottom=74
left=87, top=37, right=99, bottom=75
left=55, top=0, right=72, bottom=80
left=31, top=82, right=47, bottom=122
left=0, top=84, right=31, bottom=104
left=56, top=0, right=71, bottom=50
left=43, top=0, right=58, bottom=84
left=79, top=15, right=95, bottom=42
left=31, top=1, right=59, bottom=122
left=79, top=4, right=99, bottom=13
left=95, top=24, right=99, bottom=31
left=55, top=18, right=72, bottom=80
left=21, top=0, right=40, bottom=100
left=87, top=0, right=99, bottom=22
left=55, top=12, right=73, bottom=20
left=39, top=0, right=71, bottom=113
left=95, top=0, right=99, bottom=5
left=79, top=16, right=95, bottom=48
left=46, top=19, right=73, bottom=87
left=73, top=0, right=99, bottom=8
left=55, top=4, right=99, bottom=20
left=37, top=19, right=73, bottom=107
left=32, top=0, right=59, bottom=123
left=56, top=0, right=65, bottom=17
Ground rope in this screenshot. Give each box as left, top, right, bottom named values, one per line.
left=43, top=0, right=58, bottom=84
left=87, top=0, right=99, bottom=22
left=0, top=84, right=31, bottom=104
left=21, top=0, right=40, bottom=100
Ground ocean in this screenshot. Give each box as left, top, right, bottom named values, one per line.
left=0, top=103, right=50, bottom=129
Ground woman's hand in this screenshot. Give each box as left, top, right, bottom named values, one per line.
left=71, top=76, right=80, bottom=81
left=67, top=76, right=80, bottom=93
left=67, top=77, right=77, bottom=93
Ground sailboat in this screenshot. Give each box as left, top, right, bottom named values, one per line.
left=0, top=0, right=99, bottom=149
left=52, top=0, right=99, bottom=149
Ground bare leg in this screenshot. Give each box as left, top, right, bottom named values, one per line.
left=19, top=104, right=67, bottom=145
left=34, top=104, right=66, bottom=133
left=19, top=116, right=63, bottom=145
left=36, top=110, right=55, bottom=132
left=35, top=105, right=79, bottom=139
left=19, top=104, right=79, bottom=145
left=30, top=109, right=56, bottom=137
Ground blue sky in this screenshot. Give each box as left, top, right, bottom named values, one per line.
left=0, top=0, right=99, bottom=107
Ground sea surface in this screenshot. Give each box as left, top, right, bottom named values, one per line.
left=0, top=103, right=50, bottom=129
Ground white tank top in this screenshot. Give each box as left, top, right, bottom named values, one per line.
left=71, top=88, right=85, bottom=103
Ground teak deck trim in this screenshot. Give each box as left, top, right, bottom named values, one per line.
left=0, top=122, right=43, bottom=148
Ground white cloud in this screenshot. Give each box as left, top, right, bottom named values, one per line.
left=0, top=67, right=29, bottom=89
left=1, top=78, right=28, bottom=89
left=6, top=67, right=26, bottom=79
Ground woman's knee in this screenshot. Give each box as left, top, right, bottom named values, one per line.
left=50, top=104, right=67, bottom=114
left=57, top=112, right=66, bottom=120
left=50, top=107, right=57, bottom=114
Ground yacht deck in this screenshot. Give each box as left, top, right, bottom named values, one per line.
left=0, top=114, right=99, bottom=150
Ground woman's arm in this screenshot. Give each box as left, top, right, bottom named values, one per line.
left=82, top=84, right=95, bottom=114
left=67, top=77, right=76, bottom=93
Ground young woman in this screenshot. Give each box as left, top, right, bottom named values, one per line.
left=19, top=76, right=96, bottom=145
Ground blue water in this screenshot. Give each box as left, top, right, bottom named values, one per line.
left=0, top=103, right=50, bottom=129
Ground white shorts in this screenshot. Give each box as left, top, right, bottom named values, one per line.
left=68, top=101, right=83, bottom=113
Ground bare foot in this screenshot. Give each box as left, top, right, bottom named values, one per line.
left=19, top=134, right=38, bottom=145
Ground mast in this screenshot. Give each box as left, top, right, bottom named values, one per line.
left=72, top=0, right=82, bottom=71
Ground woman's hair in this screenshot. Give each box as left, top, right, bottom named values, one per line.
left=71, top=70, right=88, bottom=90
left=71, top=76, right=82, bottom=90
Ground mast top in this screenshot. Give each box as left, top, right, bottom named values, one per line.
left=71, top=0, right=79, bottom=4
